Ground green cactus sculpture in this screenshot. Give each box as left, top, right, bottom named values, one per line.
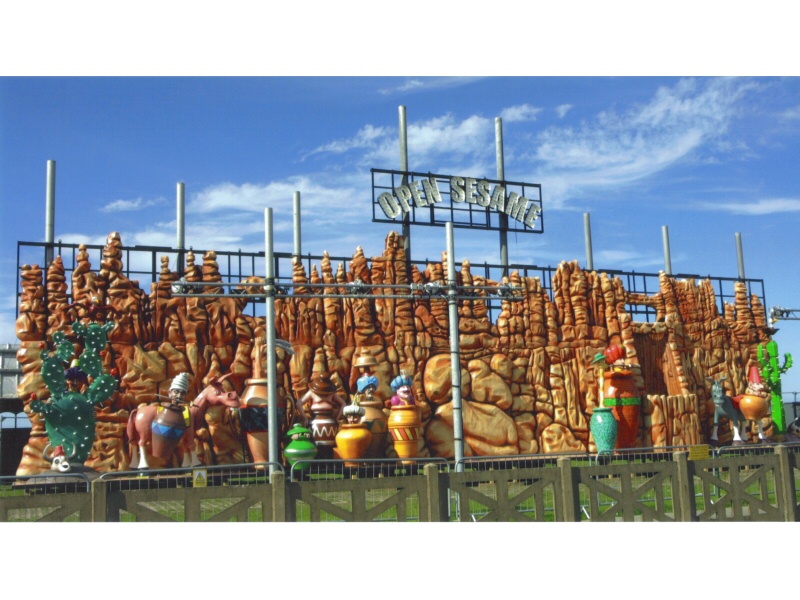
left=757, top=340, right=793, bottom=434
left=30, top=322, right=117, bottom=471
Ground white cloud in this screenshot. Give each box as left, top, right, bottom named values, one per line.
left=500, top=104, right=542, bottom=123
left=101, top=197, right=163, bottom=212
left=699, top=198, right=800, bottom=215
left=304, top=125, right=388, bottom=159
left=190, top=178, right=360, bottom=216
left=555, top=104, right=572, bottom=118
left=377, top=77, right=484, bottom=96
left=779, top=105, right=800, bottom=120
left=361, top=113, right=496, bottom=170
left=303, top=111, right=500, bottom=172
left=527, top=78, right=757, bottom=206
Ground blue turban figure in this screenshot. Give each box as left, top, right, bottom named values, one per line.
left=390, top=373, right=414, bottom=407
left=357, top=374, right=379, bottom=394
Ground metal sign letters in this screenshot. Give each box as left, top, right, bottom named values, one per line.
left=371, top=169, right=544, bottom=234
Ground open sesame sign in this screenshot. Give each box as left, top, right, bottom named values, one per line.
left=371, top=168, right=543, bottom=234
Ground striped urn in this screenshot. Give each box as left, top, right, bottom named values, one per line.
left=388, top=404, right=421, bottom=461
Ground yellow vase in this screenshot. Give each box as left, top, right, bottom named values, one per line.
left=335, top=423, right=373, bottom=467
left=388, top=405, right=421, bottom=462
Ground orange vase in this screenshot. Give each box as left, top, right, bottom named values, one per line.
left=602, top=369, right=641, bottom=448
left=737, top=394, right=769, bottom=421
left=388, top=405, right=421, bottom=462
left=335, top=423, right=373, bottom=467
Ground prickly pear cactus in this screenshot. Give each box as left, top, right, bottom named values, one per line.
left=30, top=322, right=118, bottom=464
left=758, top=340, right=793, bottom=434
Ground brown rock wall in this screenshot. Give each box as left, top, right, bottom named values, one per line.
left=14, top=232, right=772, bottom=473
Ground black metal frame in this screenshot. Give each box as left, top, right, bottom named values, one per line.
left=16, top=240, right=766, bottom=325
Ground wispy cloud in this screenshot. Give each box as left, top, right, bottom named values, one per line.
left=101, top=197, right=164, bottom=212
left=307, top=112, right=498, bottom=173
left=527, top=78, right=758, bottom=206
left=779, top=105, right=800, bottom=120
left=699, top=198, right=800, bottom=215
left=377, top=77, right=484, bottom=96
left=555, top=104, right=572, bottom=118
left=303, top=125, right=388, bottom=160
left=500, top=104, right=542, bottom=123
left=191, top=179, right=360, bottom=216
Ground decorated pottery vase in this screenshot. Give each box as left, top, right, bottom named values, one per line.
left=311, top=410, right=339, bottom=459
left=388, top=405, right=421, bottom=462
left=335, top=423, right=373, bottom=467
left=151, top=405, right=188, bottom=458
left=285, top=424, right=318, bottom=470
left=590, top=407, right=618, bottom=454
left=736, top=393, right=769, bottom=422
left=602, top=369, right=641, bottom=448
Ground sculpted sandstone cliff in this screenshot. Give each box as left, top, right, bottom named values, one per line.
left=14, top=231, right=773, bottom=474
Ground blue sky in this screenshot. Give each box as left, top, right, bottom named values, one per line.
left=3, top=75, right=800, bottom=395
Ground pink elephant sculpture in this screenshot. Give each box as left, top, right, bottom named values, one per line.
left=127, top=374, right=241, bottom=469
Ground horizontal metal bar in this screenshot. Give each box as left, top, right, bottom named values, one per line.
left=173, top=292, right=524, bottom=301
left=171, top=280, right=520, bottom=291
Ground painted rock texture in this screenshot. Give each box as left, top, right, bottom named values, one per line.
left=14, top=231, right=773, bottom=473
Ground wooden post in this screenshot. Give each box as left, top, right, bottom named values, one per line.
left=270, top=470, right=287, bottom=522
left=673, top=451, right=695, bottom=522
left=775, top=445, right=797, bottom=521
left=424, top=463, right=446, bottom=522
left=557, top=456, right=578, bottom=522
left=91, top=478, right=108, bottom=522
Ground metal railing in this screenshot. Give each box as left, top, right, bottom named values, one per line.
left=288, top=456, right=450, bottom=482
left=2, top=442, right=798, bottom=522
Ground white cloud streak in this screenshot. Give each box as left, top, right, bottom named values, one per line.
left=699, top=198, right=800, bottom=215
left=555, top=104, right=572, bottom=118
left=500, top=104, right=542, bottom=123
left=101, top=197, right=163, bottom=212
left=528, top=78, right=758, bottom=206
left=377, top=77, right=484, bottom=96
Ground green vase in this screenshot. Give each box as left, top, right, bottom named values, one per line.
left=285, top=424, right=318, bottom=470
left=590, top=407, right=618, bottom=454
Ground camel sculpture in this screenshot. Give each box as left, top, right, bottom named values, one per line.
left=127, top=374, right=241, bottom=469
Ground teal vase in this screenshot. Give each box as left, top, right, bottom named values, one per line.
left=590, top=407, right=618, bottom=454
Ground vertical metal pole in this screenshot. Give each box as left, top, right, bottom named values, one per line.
left=265, top=208, right=279, bottom=475
left=446, top=222, right=465, bottom=471
left=399, top=106, right=411, bottom=262
left=584, top=212, right=594, bottom=271
left=735, top=232, right=746, bottom=280
left=496, top=118, right=509, bottom=274
left=662, top=225, right=672, bottom=275
left=177, top=182, right=186, bottom=271
left=293, top=191, right=302, bottom=258
left=45, top=160, right=56, bottom=266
